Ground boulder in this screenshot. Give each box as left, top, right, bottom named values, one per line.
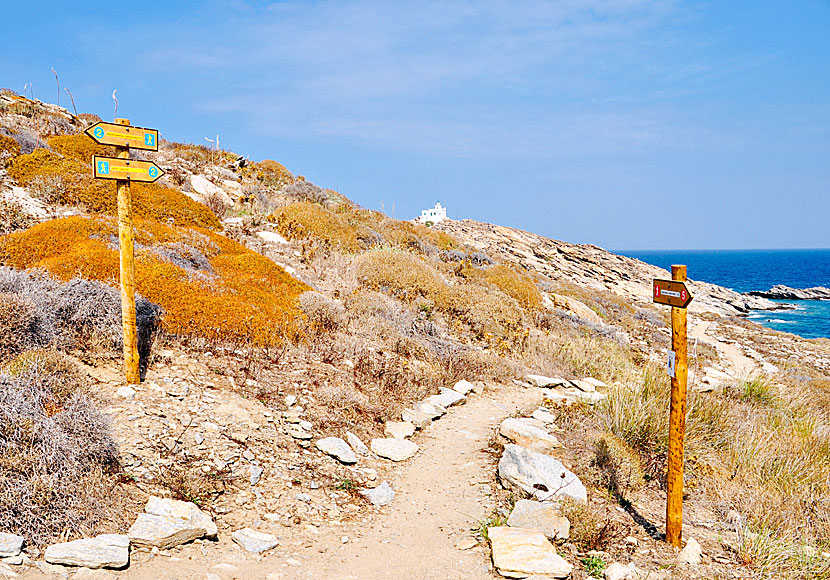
left=315, top=437, right=358, bottom=464
left=384, top=421, right=415, bottom=439
left=488, top=526, right=572, bottom=578
left=452, top=380, right=476, bottom=395
left=360, top=481, right=395, bottom=507
left=498, top=444, right=587, bottom=503
left=189, top=175, right=234, bottom=206
left=526, top=375, right=571, bottom=388
left=256, top=231, right=288, bottom=245
left=581, top=377, right=608, bottom=389
left=531, top=407, right=556, bottom=425
left=231, top=528, right=279, bottom=554
left=604, top=562, right=638, bottom=580
left=413, top=401, right=446, bottom=418
left=0, top=533, right=23, bottom=558
left=499, top=418, right=561, bottom=453
left=427, top=388, right=466, bottom=409
left=370, top=438, right=419, bottom=461
left=44, top=535, right=129, bottom=569
left=128, top=497, right=217, bottom=549
left=570, top=379, right=596, bottom=393
left=542, top=388, right=607, bottom=406
left=345, top=431, right=369, bottom=456
left=507, top=499, right=570, bottom=540
left=401, top=407, right=434, bottom=429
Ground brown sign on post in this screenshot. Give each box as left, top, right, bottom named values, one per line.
left=653, top=279, right=693, bottom=308
left=653, top=266, right=691, bottom=549
left=93, top=155, right=164, bottom=183
left=85, top=121, right=159, bottom=151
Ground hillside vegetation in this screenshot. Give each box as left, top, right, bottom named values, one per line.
left=2, top=88, right=830, bottom=579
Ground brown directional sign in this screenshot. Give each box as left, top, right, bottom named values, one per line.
left=93, top=155, right=164, bottom=183
left=85, top=122, right=159, bottom=151
left=653, top=279, right=693, bottom=308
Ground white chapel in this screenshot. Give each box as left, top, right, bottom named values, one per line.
left=416, top=202, right=448, bottom=224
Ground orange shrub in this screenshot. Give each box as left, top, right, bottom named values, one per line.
left=0, top=134, right=20, bottom=159
left=0, top=216, right=309, bottom=346
left=480, top=265, right=542, bottom=311
left=269, top=202, right=370, bottom=253
left=257, top=159, right=294, bottom=184
left=47, top=134, right=112, bottom=162
left=7, top=148, right=220, bottom=229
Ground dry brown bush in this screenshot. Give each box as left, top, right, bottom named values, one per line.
left=0, top=293, right=44, bottom=359
left=560, top=498, right=629, bottom=550
left=300, top=291, right=347, bottom=334
left=0, top=199, right=35, bottom=236
left=592, top=432, right=644, bottom=502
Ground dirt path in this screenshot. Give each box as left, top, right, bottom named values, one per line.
left=44, top=383, right=541, bottom=580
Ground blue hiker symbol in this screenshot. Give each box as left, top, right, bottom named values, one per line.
left=98, top=160, right=109, bottom=175
left=145, top=133, right=155, bottom=147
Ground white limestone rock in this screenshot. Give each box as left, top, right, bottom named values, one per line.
left=427, top=387, right=466, bottom=409
left=0, top=533, right=23, bottom=558
left=678, top=537, right=702, bottom=565
left=530, top=407, right=556, bottom=425
left=526, top=375, right=571, bottom=388
left=413, top=401, right=446, bottom=418
left=498, top=444, right=587, bottom=503
left=452, top=379, right=476, bottom=395
left=345, top=431, right=369, bottom=456
left=189, top=175, right=234, bottom=206
left=360, top=481, right=395, bottom=507
left=499, top=418, right=561, bottom=453
left=488, top=526, right=572, bottom=578
left=256, top=231, right=288, bottom=245
left=570, top=379, right=596, bottom=393
left=44, top=535, right=129, bottom=569
left=231, top=528, right=279, bottom=554
left=128, top=497, right=217, bottom=549
left=384, top=421, right=415, bottom=439
left=370, top=438, right=419, bottom=461
left=315, top=437, right=358, bottom=464
left=507, top=499, right=570, bottom=540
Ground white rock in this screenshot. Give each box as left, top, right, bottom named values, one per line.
left=257, top=231, right=288, bottom=245
left=530, top=408, right=556, bottom=425
left=249, top=465, right=263, bottom=486
left=488, top=526, right=572, bottom=578
left=678, top=537, right=702, bottom=565
left=604, top=562, right=637, bottom=580
left=427, top=388, right=466, bottom=409
left=542, top=388, right=607, bottom=406
left=507, top=500, right=570, bottom=540
left=370, top=438, right=419, bottom=461
left=401, top=407, right=434, bottom=429
left=315, top=437, right=357, bottom=464
left=231, top=528, right=279, bottom=554
left=570, top=379, right=596, bottom=393
left=189, top=175, right=233, bottom=206
left=526, top=375, right=571, bottom=388
left=0, top=533, right=23, bottom=558
left=115, top=386, right=136, bottom=400
left=499, top=418, right=561, bottom=453
left=498, top=444, right=587, bottom=503
left=581, top=377, right=608, bottom=390
left=128, top=497, right=217, bottom=549
left=360, top=481, right=395, bottom=507
left=453, top=380, right=476, bottom=395
left=412, top=401, right=446, bottom=419
left=384, top=421, right=415, bottom=439
left=44, top=535, right=129, bottom=569
left=284, top=395, right=297, bottom=406
left=345, top=431, right=369, bottom=456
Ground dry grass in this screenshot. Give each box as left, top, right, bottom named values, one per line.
left=0, top=351, right=132, bottom=546
left=0, top=199, right=35, bottom=236
left=0, top=216, right=309, bottom=347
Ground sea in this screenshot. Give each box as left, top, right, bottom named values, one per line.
left=616, top=249, right=830, bottom=340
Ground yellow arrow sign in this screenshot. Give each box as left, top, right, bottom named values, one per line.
left=93, top=155, right=165, bottom=183
left=85, top=122, right=159, bottom=151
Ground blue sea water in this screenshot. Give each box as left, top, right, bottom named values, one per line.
left=617, top=249, right=830, bottom=340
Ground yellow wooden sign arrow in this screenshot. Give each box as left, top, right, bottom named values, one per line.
left=93, top=155, right=164, bottom=183
left=85, top=122, right=159, bottom=151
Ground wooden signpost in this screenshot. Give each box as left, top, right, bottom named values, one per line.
left=653, top=266, right=693, bottom=548
left=87, top=118, right=163, bottom=384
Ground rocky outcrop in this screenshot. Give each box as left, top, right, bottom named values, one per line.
left=44, top=535, right=129, bottom=569
left=128, top=497, right=217, bottom=549
left=436, top=220, right=784, bottom=316
left=488, top=526, right=572, bottom=578
left=748, top=285, right=830, bottom=300
left=498, top=444, right=587, bottom=503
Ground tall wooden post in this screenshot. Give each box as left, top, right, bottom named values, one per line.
left=665, top=264, right=688, bottom=547
left=114, top=118, right=140, bottom=384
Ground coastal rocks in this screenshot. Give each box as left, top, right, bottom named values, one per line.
left=506, top=500, right=570, bottom=540
left=231, top=528, right=279, bottom=554
left=498, top=444, right=587, bottom=503
left=128, top=497, right=217, bottom=549
left=0, top=533, right=23, bottom=558
left=315, top=437, right=358, bottom=464
left=384, top=421, right=415, bottom=439
left=748, top=285, right=830, bottom=301
left=488, top=526, right=572, bottom=579
left=371, top=438, right=418, bottom=462
left=44, top=535, right=129, bottom=569
left=499, top=418, right=561, bottom=453
left=360, top=481, right=395, bottom=507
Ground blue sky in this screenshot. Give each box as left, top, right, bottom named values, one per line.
left=1, top=1, right=829, bottom=250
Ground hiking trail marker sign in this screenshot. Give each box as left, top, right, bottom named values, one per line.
left=653, top=266, right=693, bottom=549
left=87, top=118, right=162, bottom=385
